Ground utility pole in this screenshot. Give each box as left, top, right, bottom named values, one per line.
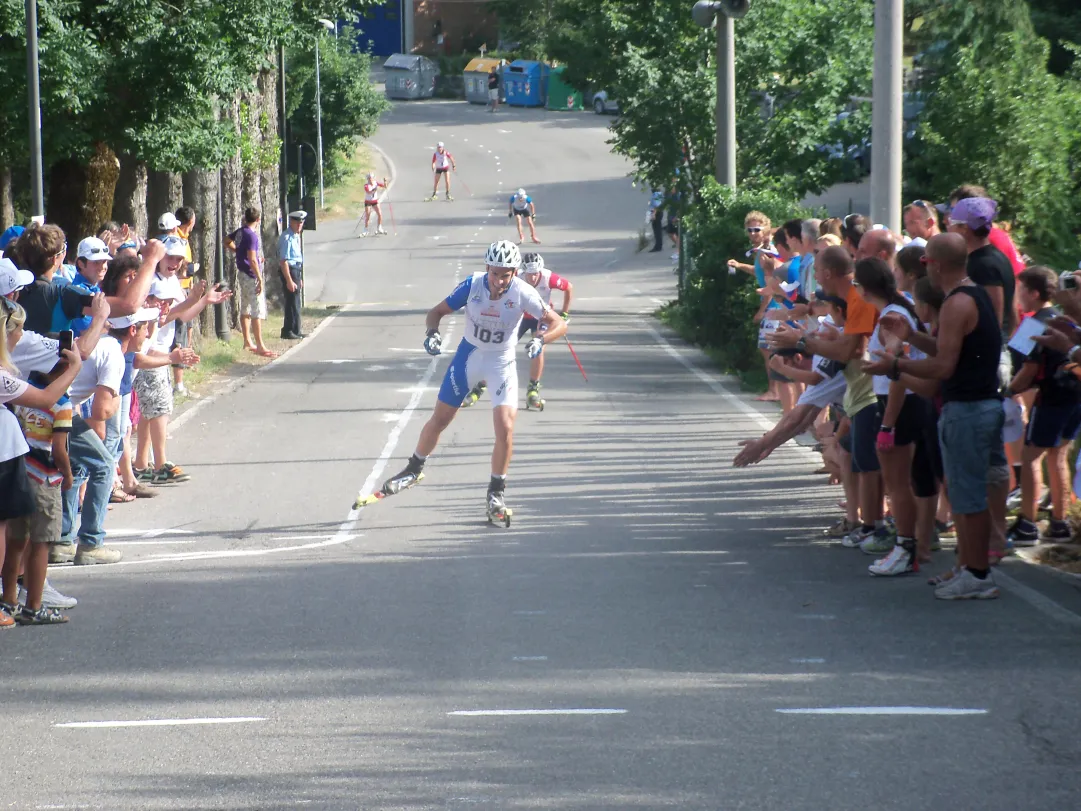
left=692, top=1, right=747, bottom=189
left=869, top=0, right=903, bottom=232
left=278, top=45, right=288, bottom=232
left=25, top=0, right=44, bottom=218
left=316, top=20, right=336, bottom=209
left=715, top=13, right=736, bottom=188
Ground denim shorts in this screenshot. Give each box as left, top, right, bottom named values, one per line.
left=938, top=399, right=1007, bottom=514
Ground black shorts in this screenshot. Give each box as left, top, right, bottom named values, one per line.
left=0, top=454, right=35, bottom=521
left=435, top=167, right=450, bottom=174
left=911, top=401, right=942, bottom=499
left=512, top=209, right=532, bottom=219
left=877, top=393, right=930, bottom=447
left=850, top=400, right=884, bottom=473
left=517, top=317, right=539, bottom=340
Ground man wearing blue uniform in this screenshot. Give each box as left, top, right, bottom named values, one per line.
left=277, top=210, right=306, bottom=339
left=509, top=188, right=540, bottom=245
left=368, top=240, right=568, bottom=521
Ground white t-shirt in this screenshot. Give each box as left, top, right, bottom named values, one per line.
left=68, top=335, right=124, bottom=406
left=152, top=274, right=184, bottom=351
left=12, top=331, right=60, bottom=381
left=445, top=273, right=547, bottom=358
left=0, top=368, right=30, bottom=461
left=869, top=303, right=918, bottom=397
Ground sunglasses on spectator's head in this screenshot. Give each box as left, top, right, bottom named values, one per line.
left=746, top=226, right=763, bottom=233
left=910, top=200, right=931, bottom=210
left=53, top=242, right=68, bottom=257
left=0, top=296, right=16, bottom=319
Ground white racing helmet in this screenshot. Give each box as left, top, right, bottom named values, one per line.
left=516, top=188, right=527, bottom=198
left=485, top=239, right=522, bottom=270
left=521, top=252, right=544, bottom=273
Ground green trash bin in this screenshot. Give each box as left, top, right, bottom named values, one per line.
left=546, top=66, right=582, bottom=111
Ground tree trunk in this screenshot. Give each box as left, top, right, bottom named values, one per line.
left=146, top=171, right=184, bottom=234
left=257, top=67, right=284, bottom=313
left=46, top=159, right=87, bottom=246
left=0, top=165, right=13, bottom=231
left=113, top=156, right=149, bottom=236
left=183, top=169, right=219, bottom=334
left=240, top=89, right=262, bottom=211
left=78, top=143, right=120, bottom=242
left=222, top=92, right=244, bottom=328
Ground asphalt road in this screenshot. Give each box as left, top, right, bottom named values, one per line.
left=3, top=100, right=1081, bottom=811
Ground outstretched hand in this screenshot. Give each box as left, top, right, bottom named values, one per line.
left=733, top=437, right=770, bottom=467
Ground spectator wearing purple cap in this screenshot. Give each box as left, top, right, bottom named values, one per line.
left=949, top=197, right=1016, bottom=344
left=945, top=184, right=1024, bottom=276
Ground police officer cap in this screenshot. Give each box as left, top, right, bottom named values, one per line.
left=289, top=210, right=308, bottom=221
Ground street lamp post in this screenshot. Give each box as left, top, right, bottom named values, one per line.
left=25, top=0, right=44, bottom=218
left=691, top=1, right=749, bottom=190
left=316, top=19, right=336, bottom=210
left=869, top=0, right=903, bottom=233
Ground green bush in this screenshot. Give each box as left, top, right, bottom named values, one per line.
left=662, top=179, right=815, bottom=381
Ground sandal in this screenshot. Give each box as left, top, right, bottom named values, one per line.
left=110, top=487, right=136, bottom=504
left=927, top=566, right=960, bottom=587
left=124, top=483, right=158, bottom=499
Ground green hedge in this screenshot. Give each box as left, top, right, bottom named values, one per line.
left=661, top=178, right=816, bottom=380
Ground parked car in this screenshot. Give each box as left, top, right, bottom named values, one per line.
left=591, top=90, right=619, bottom=115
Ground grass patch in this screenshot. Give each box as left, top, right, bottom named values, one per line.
left=174, top=304, right=339, bottom=407
left=656, top=303, right=769, bottom=395
left=319, top=142, right=378, bottom=222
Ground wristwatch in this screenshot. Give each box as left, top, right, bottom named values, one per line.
left=888, top=357, right=902, bottom=381
left=794, top=337, right=809, bottom=354
left=880, top=426, right=894, bottom=434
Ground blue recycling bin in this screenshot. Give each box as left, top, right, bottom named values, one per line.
left=502, top=60, right=549, bottom=107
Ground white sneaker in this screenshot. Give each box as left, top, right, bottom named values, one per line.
left=377, top=227, right=387, bottom=235
left=670, top=253, right=680, bottom=261
left=174, top=382, right=189, bottom=396
left=841, top=526, right=873, bottom=548
left=1005, top=487, right=1022, bottom=512
left=934, top=569, right=1000, bottom=601
left=794, top=432, right=818, bottom=447
left=18, top=579, right=78, bottom=609
left=869, top=545, right=916, bottom=577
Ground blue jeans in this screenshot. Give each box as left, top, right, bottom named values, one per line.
left=62, top=414, right=121, bottom=549
left=939, top=399, right=1007, bottom=515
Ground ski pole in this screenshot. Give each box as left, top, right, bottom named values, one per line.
left=565, top=337, right=588, bottom=382
left=352, top=211, right=364, bottom=235
left=454, top=170, right=473, bottom=197
left=386, top=199, right=397, bottom=236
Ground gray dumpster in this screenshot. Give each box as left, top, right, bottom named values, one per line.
left=384, top=54, right=437, bottom=100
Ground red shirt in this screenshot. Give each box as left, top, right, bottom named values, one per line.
left=989, top=227, right=1024, bottom=276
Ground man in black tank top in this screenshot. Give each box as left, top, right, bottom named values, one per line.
left=870, top=233, right=1005, bottom=600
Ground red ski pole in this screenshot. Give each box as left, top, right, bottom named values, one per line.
left=565, top=337, right=588, bottom=382
left=454, top=170, right=473, bottom=197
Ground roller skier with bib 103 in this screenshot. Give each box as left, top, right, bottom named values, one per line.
left=355, top=240, right=568, bottom=525
left=461, top=252, right=572, bottom=411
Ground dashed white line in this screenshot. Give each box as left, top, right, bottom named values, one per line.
left=56, top=717, right=267, bottom=729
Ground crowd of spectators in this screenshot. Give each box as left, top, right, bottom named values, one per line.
left=729, top=185, right=1081, bottom=600
left=0, top=210, right=235, bottom=627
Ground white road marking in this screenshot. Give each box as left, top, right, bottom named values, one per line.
left=390, top=347, right=427, bottom=353
left=513, top=610, right=547, bottom=616
left=104, top=529, right=195, bottom=537
left=498, top=129, right=511, bottom=134
left=380, top=413, right=400, bottom=422
left=428, top=236, right=447, bottom=240
left=777, top=707, right=987, bottom=716
left=364, top=365, right=390, bottom=372
left=993, top=569, right=1081, bottom=628
left=449, top=709, right=627, bottom=717
left=790, top=658, right=826, bottom=664
left=396, top=386, right=437, bottom=394
left=799, top=614, right=836, bottom=620
left=106, top=540, right=198, bottom=547
left=55, top=717, right=266, bottom=729
left=511, top=656, right=548, bottom=662
left=137, top=537, right=358, bottom=564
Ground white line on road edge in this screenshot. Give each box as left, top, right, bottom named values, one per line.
left=776, top=707, right=987, bottom=716
left=448, top=709, right=627, bottom=717
left=107, top=540, right=198, bottom=546
left=993, top=569, right=1081, bottom=628
left=55, top=717, right=266, bottom=729
left=511, top=656, right=549, bottom=662
left=790, top=658, right=826, bottom=664
left=350, top=325, right=454, bottom=507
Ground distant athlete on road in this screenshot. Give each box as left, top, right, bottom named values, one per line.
left=428, top=142, right=456, bottom=201
left=361, top=173, right=389, bottom=236
left=365, top=240, right=568, bottom=524
left=509, top=188, right=540, bottom=244
left=462, top=253, right=572, bottom=411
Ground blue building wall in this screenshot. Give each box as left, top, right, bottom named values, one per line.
left=351, top=0, right=402, bottom=57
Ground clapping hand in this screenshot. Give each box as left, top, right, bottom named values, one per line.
left=169, top=347, right=200, bottom=367
left=878, top=311, right=914, bottom=342
left=767, top=323, right=804, bottom=350
left=861, top=349, right=897, bottom=377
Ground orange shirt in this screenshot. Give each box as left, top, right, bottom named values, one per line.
left=844, top=283, right=878, bottom=336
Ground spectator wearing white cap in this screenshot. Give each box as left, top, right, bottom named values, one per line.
left=132, top=240, right=230, bottom=485
left=157, top=211, right=180, bottom=240
left=278, top=211, right=306, bottom=339
left=59, top=307, right=159, bottom=565
left=0, top=257, right=34, bottom=302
